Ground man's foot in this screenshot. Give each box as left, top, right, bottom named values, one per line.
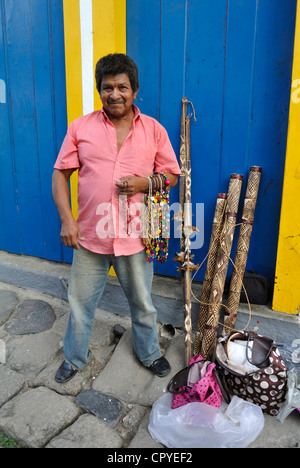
left=149, top=356, right=171, bottom=378
left=55, top=361, right=78, bottom=384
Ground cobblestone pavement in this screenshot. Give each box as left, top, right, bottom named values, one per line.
left=0, top=253, right=299, bottom=449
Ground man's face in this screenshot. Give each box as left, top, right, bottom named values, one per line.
left=99, top=73, right=138, bottom=120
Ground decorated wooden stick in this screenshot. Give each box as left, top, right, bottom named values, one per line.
left=194, top=193, right=227, bottom=355
left=175, top=97, right=197, bottom=365
left=182, top=117, right=193, bottom=365
left=223, top=166, right=262, bottom=333
left=179, top=97, right=188, bottom=255
left=200, top=174, right=243, bottom=360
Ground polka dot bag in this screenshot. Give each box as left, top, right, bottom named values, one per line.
left=216, top=331, right=288, bottom=417
left=167, top=355, right=223, bottom=410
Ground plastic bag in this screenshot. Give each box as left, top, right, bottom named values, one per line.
left=276, top=371, right=300, bottom=423
left=148, top=393, right=264, bottom=448
left=277, top=342, right=300, bottom=375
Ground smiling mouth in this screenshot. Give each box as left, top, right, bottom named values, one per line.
left=108, top=101, right=124, bottom=106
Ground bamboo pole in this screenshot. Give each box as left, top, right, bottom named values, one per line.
left=200, top=174, right=243, bottom=360
left=223, top=166, right=262, bottom=333
left=194, top=193, right=227, bottom=355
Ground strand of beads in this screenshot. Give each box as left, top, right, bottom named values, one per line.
left=145, top=173, right=170, bottom=263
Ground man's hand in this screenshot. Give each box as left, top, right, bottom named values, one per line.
left=115, top=176, right=148, bottom=197
left=115, top=173, right=178, bottom=197
left=60, top=217, right=85, bottom=250
left=52, top=169, right=86, bottom=250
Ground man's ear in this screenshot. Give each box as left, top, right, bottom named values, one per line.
left=133, top=88, right=139, bottom=100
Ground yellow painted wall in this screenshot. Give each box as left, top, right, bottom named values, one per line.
left=92, top=0, right=126, bottom=111
left=63, top=0, right=83, bottom=220
left=62, top=0, right=126, bottom=274
left=273, top=1, right=300, bottom=315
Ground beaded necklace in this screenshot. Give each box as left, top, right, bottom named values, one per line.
left=143, top=172, right=170, bottom=263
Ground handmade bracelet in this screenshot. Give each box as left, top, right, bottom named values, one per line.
left=158, top=172, right=170, bottom=191
left=150, top=173, right=170, bottom=192
left=150, top=174, right=159, bottom=191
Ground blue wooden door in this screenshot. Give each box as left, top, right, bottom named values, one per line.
left=0, top=0, right=70, bottom=262
left=126, top=0, right=297, bottom=283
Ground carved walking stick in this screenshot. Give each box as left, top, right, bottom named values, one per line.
left=175, top=97, right=197, bottom=365
left=194, top=193, right=227, bottom=355
left=223, top=166, right=262, bottom=333
left=182, top=117, right=193, bottom=365
left=200, top=174, right=243, bottom=360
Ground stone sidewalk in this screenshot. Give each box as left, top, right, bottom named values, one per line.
left=0, top=253, right=299, bottom=448
left=0, top=282, right=189, bottom=448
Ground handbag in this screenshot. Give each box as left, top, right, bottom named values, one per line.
left=167, top=354, right=223, bottom=409
left=216, top=331, right=288, bottom=416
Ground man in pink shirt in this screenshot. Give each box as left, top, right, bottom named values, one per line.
left=52, top=53, right=181, bottom=383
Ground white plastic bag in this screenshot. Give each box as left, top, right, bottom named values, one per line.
left=276, top=371, right=300, bottom=423
left=148, top=393, right=264, bottom=448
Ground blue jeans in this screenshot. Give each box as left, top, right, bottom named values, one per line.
left=63, top=245, right=161, bottom=370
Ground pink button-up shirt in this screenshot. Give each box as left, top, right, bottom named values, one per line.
left=54, top=106, right=181, bottom=256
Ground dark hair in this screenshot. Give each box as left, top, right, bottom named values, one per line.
left=95, top=53, right=139, bottom=94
